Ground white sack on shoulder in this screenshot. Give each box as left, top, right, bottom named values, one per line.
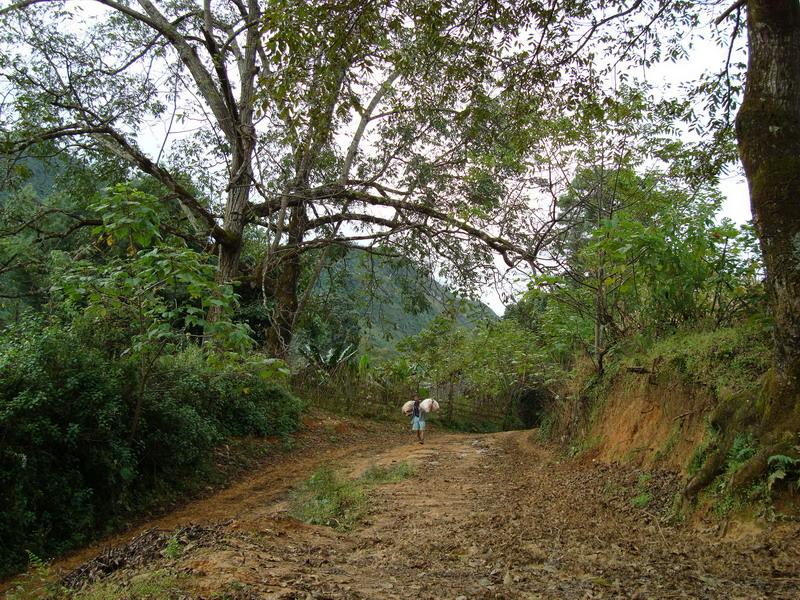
left=420, top=398, right=440, bottom=413
left=401, top=400, right=414, bottom=415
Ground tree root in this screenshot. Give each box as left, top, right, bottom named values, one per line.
left=684, top=444, right=727, bottom=499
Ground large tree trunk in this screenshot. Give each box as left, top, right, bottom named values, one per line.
left=211, top=159, right=251, bottom=328
left=216, top=166, right=250, bottom=284
left=265, top=205, right=307, bottom=358
left=736, top=0, right=800, bottom=388
left=213, top=160, right=252, bottom=329
left=265, top=252, right=301, bottom=358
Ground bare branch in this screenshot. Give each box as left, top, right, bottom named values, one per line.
left=715, top=0, right=746, bottom=26
left=90, top=0, right=237, bottom=143
left=339, top=71, right=400, bottom=184
left=0, top=0, right=57, bottom=17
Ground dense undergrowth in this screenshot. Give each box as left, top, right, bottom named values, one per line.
left=639, top=316, right=772, bottom=400
left=0, top=319, right=302, bottom=578
left=292, top=353, right=516, bottom=434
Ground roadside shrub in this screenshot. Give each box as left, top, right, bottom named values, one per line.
left=154, top=350, right=300, bottom=433
left=136, top=350, right=302, bottom=479
left=137, top=396, right=222, bottom=475
left=0, top=320, right=131, bottom=575
left=0, top=320, right=302, bottom=578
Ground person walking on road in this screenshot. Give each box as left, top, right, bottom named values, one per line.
left=411, top=394, right=426, bottom=444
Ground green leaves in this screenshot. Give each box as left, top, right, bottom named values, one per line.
left=90, top=184, right=162, bottom=251
left=300, top=342, right=358, bottom=372
left=767, top=454, right=800, bottom=493
left=58, top=244, right=252, bottom=353
left=401, top=314, right=553, bottom=404
left=56, top=185, right=254, bottom=356
left=542, top=155, right=764, bottom=361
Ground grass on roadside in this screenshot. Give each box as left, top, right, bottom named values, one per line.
left=289, top=462, right=415, bottom=531
left=71, top=571, right=187, bottom=600
left=630, top=472, right=654, bottom=508
left=359, top=461, right=416, bottom=484
left=6, top=568, right=187, bottom=600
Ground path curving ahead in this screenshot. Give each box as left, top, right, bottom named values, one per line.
left=12, top=420, right=800, bottom=599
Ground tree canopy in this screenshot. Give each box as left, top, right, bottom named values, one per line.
left=0, top=0, right=798, bottom=386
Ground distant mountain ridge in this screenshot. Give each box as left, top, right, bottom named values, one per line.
left=312, top=249, right=497, bottom=358
left=0, top=155, right=63, bottom=201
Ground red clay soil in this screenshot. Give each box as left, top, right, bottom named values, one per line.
left=589, top=373, right=714, bottom=472
left=4, top=416, right=799, bottom=599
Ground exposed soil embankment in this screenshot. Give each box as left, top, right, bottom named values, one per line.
left=6, top=416, right=798, bottom=599
left=588, top=371, right=713, bottom=472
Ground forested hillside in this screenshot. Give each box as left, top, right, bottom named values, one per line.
left=300, top=249, right=497, bottom=358
left=1, top=0, right=799, bottom=594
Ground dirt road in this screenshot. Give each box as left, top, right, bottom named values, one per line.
left=9, top=417, right=800, bottom=599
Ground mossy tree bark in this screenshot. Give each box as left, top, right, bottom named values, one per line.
left=215, top=161, right=253, bottom=288
left=265, top=205, right=307, bottom=359
left=735, top=0, right=800, bottom=390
